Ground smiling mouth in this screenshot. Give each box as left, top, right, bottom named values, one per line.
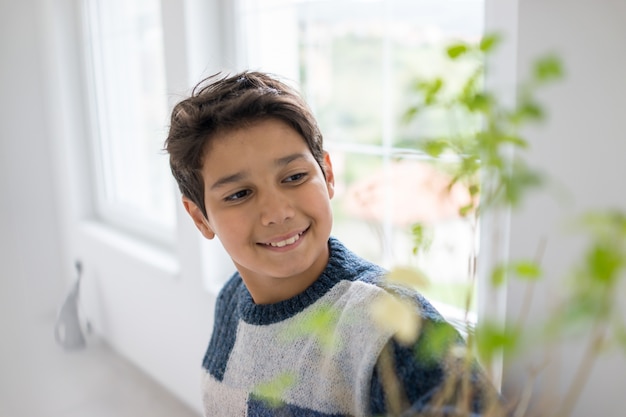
left=263, top=230, right=306, bottom=248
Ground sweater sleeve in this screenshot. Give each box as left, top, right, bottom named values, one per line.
left=369, top=312, right=498, bottom=416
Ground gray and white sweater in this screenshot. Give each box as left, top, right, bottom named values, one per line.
left=201, top=237, right=487, bottom=417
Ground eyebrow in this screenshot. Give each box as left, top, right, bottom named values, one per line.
left=275, top=153, right=307, bottom=167
left=209, top=153, right=308, bottom=191
left=210, top=172, right=248, bottom=190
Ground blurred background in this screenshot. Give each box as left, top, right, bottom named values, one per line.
left=1, top=0, right=625, bottom=415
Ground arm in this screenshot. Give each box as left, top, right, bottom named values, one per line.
left=369, top=313, right=501, bottom=416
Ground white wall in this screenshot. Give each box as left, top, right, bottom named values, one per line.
left=0, top=0, right=65, bottom=320
left=0, top=0, right=222, bottom=413
left=502, top=1, right=626, bottom=416
left=44, top=0, right=223, bottom=411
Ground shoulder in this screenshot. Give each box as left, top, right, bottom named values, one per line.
left=212, top=272, right=245, bottom=321
left=216, top=272, right=244, bottom=303
left=327, top=237, right=454, bottom=333
left=326, top=237, right=387, bottom=285
left=379, top=281, right=449, bottom=324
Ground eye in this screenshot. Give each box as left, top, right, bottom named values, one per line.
left=284, top=173, right=307, bottom=183
left=224, top=189, right=251, bottom=202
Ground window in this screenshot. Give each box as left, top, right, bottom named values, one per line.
left=83, top=0, right=176, bottom=245
left=235, top=0, right=484, bottom=316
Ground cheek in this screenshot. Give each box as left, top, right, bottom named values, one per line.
left=211, top=209, right=257, bottom=245
left=211, top=212, right=238, bottom=236
left=306, top=187, right=334, bottom=221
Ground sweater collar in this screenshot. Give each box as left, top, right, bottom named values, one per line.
left=236, top=237, right=364, bottom=325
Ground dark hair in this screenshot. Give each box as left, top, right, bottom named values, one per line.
left=164, top=71, right=325, bottom=218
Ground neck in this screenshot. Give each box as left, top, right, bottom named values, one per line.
left=236, top=244, right=330, bottom=305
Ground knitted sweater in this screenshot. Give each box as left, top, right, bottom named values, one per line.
left=201, top=237, right=485, bottom=417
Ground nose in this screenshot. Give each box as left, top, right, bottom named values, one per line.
left=259, top=189, right=295, bottom=226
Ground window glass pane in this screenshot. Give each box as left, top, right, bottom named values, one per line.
left=331, top=152, right=385, bottom=260
left=236, top=0, right=483, bottom=314
left=333, top=153, right=477, bottom=311
left=297, top=0, right=484, bottom=146
left=84, top=0, right=175, bottom=242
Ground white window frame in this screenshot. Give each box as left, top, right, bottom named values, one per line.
left=80, top=0, right=177, bottom=248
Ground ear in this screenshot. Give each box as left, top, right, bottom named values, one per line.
left=182, top=196, right=215, bottom=239
left=322, top=152, right=335, bottom=199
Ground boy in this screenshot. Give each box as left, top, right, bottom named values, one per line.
left=165, top=71, right=496, bottom=416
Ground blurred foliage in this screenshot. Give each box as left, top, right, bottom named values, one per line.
left=398, top=33, right=567, bottom=374
left=251, top=371, right=297, bottom=409
left=491, top=259, right=542, bottom=287
left=546, top=211, right=626, bottom=343
left=389, top=31, right=626, bottom=417
left=372, top=291, right=422, bottom=345
left=410, top=223, right=433, bottom=256
left=261, top=29, right=625, bottom=417
left=387, top=266, right=431, bottom=289
left=403, top=33, right=564, bottom=216
left=283, top=304, right=343, bottom=353
left=414, top=320, right=462, bottom=366
left=475, top=319, right=521, bottom=366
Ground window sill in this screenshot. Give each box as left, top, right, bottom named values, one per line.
left=79, top=220, right=180, bottom=279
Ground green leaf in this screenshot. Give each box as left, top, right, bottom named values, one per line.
left=414, top=321, right=459, bottom=364
left=490, top=260, right=542, bottom=286
left=284, top=305, right=341, bottom=351
left=252, top=372, right=297, bottom=408
left=533, top=54, right=564, bottom=83
left=479, top=33, right=502, bottom=53
left=458, top=203, right=475, bottom=217
left=576, top=210, right=626, bottom=238
left=423, top=139, right=448, bottom=157
left=403, top=105, right=420, bottom=122
left=411, top=222, right=433, bottom=255
left=500, top=135, right=528, bottom=148
left=586, top=244, right=622, bottom=284
left=415, top=78, right=443, bottom=94
left=422, top=78, right=444, bottom=105
left=501, top=162, right=544, bottom=206
left=553, top=294, right=605, bottom=333
left=447, top=43, right=469, bottom=59
left=512, top=260, right=542, bottom=280
left=464, top=92, right=493, bottom=113
left=491, top=264, right=507, bottom=287
left=461, top=67, right=484, bottom=98
left=460, top=155, right=480, bottom=177
left=517, top=100, right=545, bottom=121
left=475, top=321, right=520, bottom=364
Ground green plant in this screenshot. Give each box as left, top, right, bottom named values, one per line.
left=378, top=33, right=626, bottom=417
left=251, top=33, right=626, bottom=417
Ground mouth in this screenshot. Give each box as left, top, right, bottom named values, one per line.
left=261, top=229, right=307, bottom=248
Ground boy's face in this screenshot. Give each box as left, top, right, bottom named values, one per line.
left=183, top=118, right=335, bottom=304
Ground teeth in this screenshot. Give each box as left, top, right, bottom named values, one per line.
left=268, top=233, right=301, bottom=248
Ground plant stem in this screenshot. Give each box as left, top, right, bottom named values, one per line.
left=464, top=214, right=479, bottom=325
left=511, top=378, right=534, bottom=417
left=378, top=343, right=407, bottom=416
left=515, top=236, right=547, bottom=331
left=554, top=325, right=605, bottom=417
